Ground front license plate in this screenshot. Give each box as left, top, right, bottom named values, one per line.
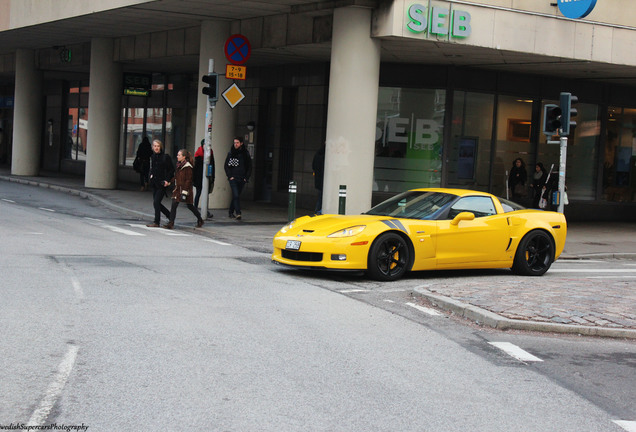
left=285, top=240, right=301, bottom=250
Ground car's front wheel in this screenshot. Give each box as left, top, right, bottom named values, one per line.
left=367, top=232, right=410, bottom=281
left=512, top=230, right=554, bottom=276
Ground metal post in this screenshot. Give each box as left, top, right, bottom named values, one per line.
left=557, top=136, right=567, bottom=214
left=200, top=58, right=215, bottom=219
left=338, top=185, right=346, bottom=215
left=288, top=181, right=297, bottom=221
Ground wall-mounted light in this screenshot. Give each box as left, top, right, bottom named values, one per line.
left=246, top=121, right=256, bottom=131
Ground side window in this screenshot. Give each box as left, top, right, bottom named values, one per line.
left=447, top=196, right=497, bottom=219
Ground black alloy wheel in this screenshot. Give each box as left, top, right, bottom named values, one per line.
left=512, top=230, right=555, bottom=276
left=367, top=232, right=410, bottom=281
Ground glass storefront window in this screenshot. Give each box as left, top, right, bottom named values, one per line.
left=65, top=83, right=89, bottom=161
left=493, top=96, right=534, bottom=199
left=537, top=101, right=600, bottom=201
left=604, top=107, right=636, bottom=202
left=374, top=87, right=446, bottom=193
left=448, top=91, right=495, bottom=191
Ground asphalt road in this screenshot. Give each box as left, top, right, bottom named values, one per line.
left=1, top=182, right=635, bottom=432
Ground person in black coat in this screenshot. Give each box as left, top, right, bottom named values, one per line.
left=224, top=136, right=252, bottom=220
left=146, top=139, right=174, bottom=227
left=530, top=162, right=548, bottom=208
left=508, top=157, right=528, bottom=204
left=135, top=136, right=153, bottom=191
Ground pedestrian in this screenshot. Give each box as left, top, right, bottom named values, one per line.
left=194, top=139, right=215, bottom=218
left=224, top=136, right=252, bottom=220
left=530, top=162, right=548, bottom=208
left=163, top=149, right=204, bottom=229
left=312, top=144, right=325, bottom=214
left=146, top=139, right=174, bottom=228
left=508, top=157, right=528, bottom=204
left=135, top=136, right=152, bottom=191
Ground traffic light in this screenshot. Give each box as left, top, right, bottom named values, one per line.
left=202, top=73, right=218, bottom=103
left=542, top=104, right=562, bottom=136
left=560, top=92, right=578, bottom=136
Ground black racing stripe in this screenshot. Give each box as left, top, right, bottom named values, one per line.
left=381, top=220, right=397, bottom=229
left=381, top=219, right=407, bottom=233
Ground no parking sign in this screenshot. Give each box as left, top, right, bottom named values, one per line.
left=224, top=34, right=251, bottom=65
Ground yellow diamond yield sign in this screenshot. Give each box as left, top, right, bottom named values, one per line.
left=222, top=83, right=245, bottom=108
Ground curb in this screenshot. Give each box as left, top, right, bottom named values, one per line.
left=412, top=287, right=636, bottom=340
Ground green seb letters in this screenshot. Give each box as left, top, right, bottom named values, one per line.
left=407, top=4, right=471, bottom=38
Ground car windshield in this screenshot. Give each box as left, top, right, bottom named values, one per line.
left=365, top=191, right=457, bottom=220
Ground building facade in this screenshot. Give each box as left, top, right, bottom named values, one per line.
left=0, top=0, right=635, bottom=220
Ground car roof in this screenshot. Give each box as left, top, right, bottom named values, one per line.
left=408, top=188, right=495, bottom=198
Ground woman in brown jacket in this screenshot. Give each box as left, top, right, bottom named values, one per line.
left=163, top=149, right=204, bottom=229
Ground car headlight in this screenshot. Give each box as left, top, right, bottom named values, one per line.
left=279, top=220, right=295, bottom=234
left=327, top=225, right=366, bottom=238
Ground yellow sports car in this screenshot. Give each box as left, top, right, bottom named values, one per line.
left=272, top=188, right=567, bottom=281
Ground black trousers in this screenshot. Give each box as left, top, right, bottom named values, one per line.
left=152, top=185, right=171, bottom=224
left=169, top=199, right=202, bottom=223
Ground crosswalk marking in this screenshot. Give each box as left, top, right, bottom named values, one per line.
left=488, top=342, right=543, bottom=362
left=406, top=302, right=441, bottom=316
left=102, top=224, right=145, bottom=236
left=204, top=239, right=232, bottom=246
left=127, top=224, right=191, bottom=236
left=613, top=420, right=636, bottom=432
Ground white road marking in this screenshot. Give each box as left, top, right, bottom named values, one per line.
left=102, top=224, right=145, bottom=236
left=70, top=275, right=84, bottom=300
left=39, top=207, right=55, bottom=212
left=339, top=289, right=369, bottom=293
left=203, top=239, right=232, bottom=246
left=27, top=345, right=79, bottom=427
left=406, top=302, right=441, bottom=316
left=128, top=224, right=191, bottom=236
left=384, top=299, right=395, bottom=303
left=488, top=342, right=543, bottom=362
left=84, top=217, right=103, bottom=222
left=614, top=420, right=636, bottom=432
left=1, top=198, right=15, bottom=203
left=551, top=269, right=636, bottom=273
left=586, top=276, right=636, bottom=279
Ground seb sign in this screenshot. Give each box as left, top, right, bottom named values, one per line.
left=406, top=4, right=471, bottom=38
left=557, top=0, right=597, bottom=19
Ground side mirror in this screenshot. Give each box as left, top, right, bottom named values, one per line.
left=450, top=211, right=475, bottom=226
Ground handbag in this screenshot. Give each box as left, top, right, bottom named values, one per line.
left=133, top=156, right=141, bottom=173
left=513, top=183, right=527, bottom=197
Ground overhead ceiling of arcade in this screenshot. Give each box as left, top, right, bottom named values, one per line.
left=0, top=0, right=634, bottom=86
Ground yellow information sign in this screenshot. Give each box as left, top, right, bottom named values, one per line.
left=226, top=64, right=247, bottom=80
left=222, top=83, right=245, bottom=109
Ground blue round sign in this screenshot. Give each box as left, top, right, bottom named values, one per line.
left=558, top=0, right=597, bottom=19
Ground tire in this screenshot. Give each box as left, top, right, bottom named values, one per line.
left=367, top=232, right=410, bottom=281
left=512, top=230, right=554, bottom=276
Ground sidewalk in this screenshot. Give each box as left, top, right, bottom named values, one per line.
left=2, top=169, right=635, bottom=339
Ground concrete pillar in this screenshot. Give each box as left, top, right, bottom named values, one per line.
left=323, top=7, right=381, bottom=215
left=11, top=49, right=42, bottom=176
left=196, top=20, right=236, bottom=209
left=85, top=38, right=122, bottom=189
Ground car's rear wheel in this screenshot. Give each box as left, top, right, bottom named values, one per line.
left=512, top=230, right=554, bottom=276
left=367, top=232, right=409, bottom=281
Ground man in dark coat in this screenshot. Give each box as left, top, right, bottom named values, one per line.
left=146, top=139, right=174, bottom=227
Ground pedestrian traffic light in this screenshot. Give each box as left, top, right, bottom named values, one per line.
left=202, top=73, right=218, bottom=103
left=542, top=104, right=562, bottom=136
left=560, top=92, right=578, bottom=136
